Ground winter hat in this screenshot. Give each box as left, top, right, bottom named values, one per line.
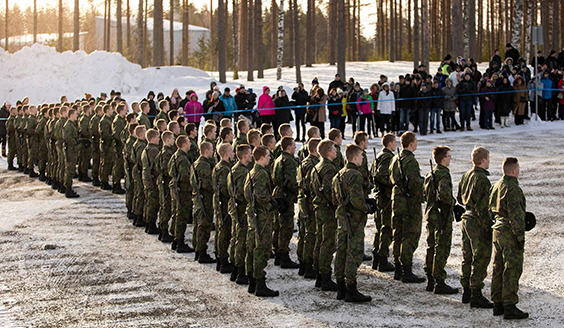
left=506, top=43, right=513, bottom=48
left=335, top=73, right=340, bottom=77
left=363, top=88, right=369, bottom=93
left=147, top=91, right=155, bottom=97
left=239, top=84, right=245, bottom=89
left=421, top=83, right=427, bottom=87
left=337, top=89, right=344, bottom=94
left=550, top=50, right=557, bottom=55
left=443, top=54, right=452, bottom=61
left=312, top=77, right=319, bottom=85
left=224, top=87, right=230, bottom=92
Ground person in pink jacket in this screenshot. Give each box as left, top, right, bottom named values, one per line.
left=184, top=93, right=204, bottom=129
left=357, top=88, right=374, bottom=137
left=258, top=86, right=276, bottom=125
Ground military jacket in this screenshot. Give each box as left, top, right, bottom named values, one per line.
left=297, top=154, right=320, bottom=199
left=457, top=166, right=492, bottom=226
left=272, top=151, right=299, bottom=201
left=311, top=157, right=338, bottom=209
left=489, top=175, right=526, bottom=242
left=141, top=143, right=160, bottom=188
left=424, top=164, right=455, bottom=222
left=389, top=149, right=424, bottom=205
left=138, top=113, right=151, bottom=129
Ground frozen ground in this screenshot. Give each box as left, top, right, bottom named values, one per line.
left=1, top=118, right=564, bottom=327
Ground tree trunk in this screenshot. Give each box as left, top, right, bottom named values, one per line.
left=58, top=0, right=63, bottom=52
left=346, top=0, right=351, bottom=60
left=407, top=0, right=412, bottom=54
left=104, top=0, right=107, bottom=50
left=210, top=0, right=214, bottom=72
left=117, top=0, right=123, bottom=53
left=247, top=0, right=254, bottom=81
left=468, top=0, right=476, bottom=59
left=218, top=0, right=226, bottom=82
left=551, top=0, right=558, bottom=52
left=398, top=0, right=402, bottom=59
left=144, top=0, right=148, bottom=65
left=276, top=0, right=284, bottom=80
left=337, top=0, right=345, bottom=79
left=4, top=0, right=7, bottom=51
left=233, top=0, right=239, bottom=78
left=127, top=0, right=131, bottom=50
left=33, top=0, right=37, bottom=44
left=255, top=0, right=264, bottom=78
left=511, top=0, right=523, bottom=54
left=328, top=0, right=336, bottom=65
left=154, top=0, right=164, bottom=66
left=305, top=0, right=315, bottom=67
left=504, top=0, right=509, bottom=43
left=421, top=0, right=429, bottom=68
left=288, top=0, right=294, bottom=68
left=271, top=0, right=277, bottom=68
left=477, top=0, right=482, bottom=61
left=293, top=0, right=302, bottom=82
left=73, top=0, right=80, bottom=51
left=182, top=0, right=189, bottom=65
left=413, top=0, right=419, bottom=69
left=239, top=0, right=247, bottom=72
left=352, top=0, right=357, bottom=61
left=170, top=0, right=174, bottom=65
left=452, top=0, right=463, bottom=59
left=541, top=0, right=548, bottom=54
left=390, top=0, right=395, bottom=62
left=462, top=0, right=469, bottom=56
left=107, top=0, right=111, bottom=50
left=137, top=0, right=144, bottom=66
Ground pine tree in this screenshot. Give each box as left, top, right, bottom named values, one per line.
left=413, top=0, right=420, bottom=69
left=511, top=0, right=522, bottom=53
left=117, top=0, right=123, bottom=53
left=73, top=0, right=79, bottom=51
left=336, top=0, right=345, bottom=78
left=421, top=0, right=429, bottom=68
left=233, top=0, right=239, bottom=79
left=293, top=0, right=301, bottom=82
left=58, top=0, right=63, bottom=52
left=247, top=0, right=254, bottom=81
left=306, top=0, right=314, bottom=66
left=181, top=0, right=189, bottom=65
left=218, top=0, right=227, bottom=83
left=137, top=0, right=144, bottom=65
left=452, top=0, right=463, bottom=59
left=154, top=0, right=164, bottom=66
left=255, top=0, right=264, bottom=78
left=276, top=0, right=284, bottom=80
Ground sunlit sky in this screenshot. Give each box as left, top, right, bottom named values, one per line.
left=5, top=0, right=377, bottom=37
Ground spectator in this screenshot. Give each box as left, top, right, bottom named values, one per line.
left=357, top=88, right=374, bottom=138
left=377, top=83, right=395, bottom=134
left=429, top=80, right=444, bottom=134
left=479, top=79, right=496, bottom=129
left=512, top=75, right=528, bottom=125
left=416, top=83, right=431, bottom=135
left=540, top=70, right=554, bottom=121
left=309, top=87, right=328, bottom=138
left=167, top=88, right=183, bottom=110
left=257, top=86, right=276, bottom=126
left=456, top=73, right=477, bottom=131
left=0, top=101, right=9, bottom=157
left=328, top=88, right=343, bottom=130
left=496, top=76, right=514, bottom=127
left=442, top=79, right=458, bottom=131
left=328, top=74, right=345, bottom=94
left=220, top=87, right=236, bottom=121
left=208, top=91, right=226, bottom=126
left=291, top=83, right=309, bottom=142
left=505, top=43, right=520, bottom=65
left=273, top=89, right=293, bottom=140
left=184, top=93, right=204, bottom=129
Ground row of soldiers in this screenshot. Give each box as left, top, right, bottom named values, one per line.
left=4, top=97, right=532, bottom=319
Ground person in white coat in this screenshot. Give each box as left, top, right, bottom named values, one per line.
left=377, top=82, right=395, bottom=133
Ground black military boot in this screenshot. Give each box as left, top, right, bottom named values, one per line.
left=134, top=216, right=146, bottom=227
left=176, top=241, right=195, bottom=253
left=78, top=173, right=84, bottom=182
left=248, top=277, right=256, bottom=294
left=7, top=164, right=17, bottom=171
left=58, top=185, right=66, bottom=194
left=344, top=282, right=372, bottom=303
left=92, top=178, right=101, bottom=187
left=160, top=230, right=174, bottom=243
left=65, top=188, right=80, bottom=198
left=236, top=267, right=249, bottom=285
left=362, top=253, right=372, bottom=262
left=280, top=252, right=300, bottom=269
left=216, top=256, right=221, bottom=271
left=426, top=275, right=435, bottom=292
left=29, top=170, right=39, bottom=178
left=321, top=273, right=339, bottom=291
left=336, top=280, right=347, bottom=300
left=255, top=278, right=279, bottom=297
left=17, top=166, right=24, bottom=172
left=298, top=261, right=305, bottom=276
left=372, top=254, right=382, bottom=270
left=38, top=173, right=46, bottom=181
left=230, top=266, right=238, bottom=282
left=378, top=257, right=396, bottom=272
left=220, top=258, right=234, bottom=274
left=493, top=303, right=504, bottom=316
left=274, top=252, right=281, bottom=266
left=51, top=181, right=59, bottom=190
left=315, top=271, right=323, bottom=288
left=112, top=182, right=126, bottom=194
left=503, top=304, right=529, bottom=320
left=434, top=279, right=459, bottom=294
left=127, top=210, right=134, bottom=220
left=194, top=250, right=199, bottom=261
left=462, top=287, right=471, bottom=303
left=82, top=175, right=93, bottom=182
left=304, top=262, right=316, bottom=279
left=171, top=240, right=178, bottom=251
left=470, top=289, right=494, bottom=308
left=23, top=167, right=30, bottom=174
left=198, top=251, right=217, bottom=264
left=101, top=181, right=112, bottom=190
left=46, top=177, right=52, bottom=185
left=393, top=262, right=403, bottom=280
left=146, top=223, right=160, bottom=235
left=401, top=266, right=426, bottom=283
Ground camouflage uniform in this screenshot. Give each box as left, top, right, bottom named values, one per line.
left=99, top=114, right=115, bottom=185
left=360, top=150, right=372, bottom=197
left=90, top=114, right=102, bottom=182
left=124, top=133, right=137, bottom=215
left=54, top=117, right=68, bottom=185
left=244, top=163, right=276, bottom=279
left=63, top=119, right=79, bottom=190
left=296, top=154, right=320, bottom=264
left=17, top=114, right=29, bottom=170
left=6, top=114, right=17, bottom=168
left=142, top=143, right=161, bottom=226
left=158, top=144, right=175, bottom=232
left=272, top=151, right=299, bottom=256
left=273, top=142, right=283, bottom=159
left=228, top=161, right=251, bottom=269
left=423, top=164, right=456, bottom=280
left=334, top=144, right=345, bottom=170
left=78, top=113, right=92, bottom=180
left=138, top=112, right=151, bottom=129
left=457, top=167, right=492, bottom=290
left=232, top=132, right=248, bottom=150
left=187, top=137, right=199, bottom=164
left=36, top=114, right=49, bottom=177
left=112, top=115, right=127, bottom=186
left=312, top=158, right=339, bottom=274
left=213, top=159, right=233, bottom=260
left=489, top=175, right=526, bottom=306
left=47, top=117, right=59, bottom=182
left=132, top=138, right=148, bottom=219
left=333, top=162, right=370, bottom=284
left=153, top=110, right=169, bottom=127
left=370, top=148, right=394, bottom=259
left=191, top=156, right=215, bottom=252
left=168, top=148, right=193, bottom=244
left=25, top=114, right=38, bottom=171
left=389, top=149, right=424, bottom=268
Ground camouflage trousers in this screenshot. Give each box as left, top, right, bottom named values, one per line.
left=252, top=209, right=275, bottom=280
left=132, top=170, right=144, bottom=217
left=100, top=142, right=114, bottom=184
left=460, top=216, right=492, bottom=290
left=274, top=206, right=295, bottom=254
left=334, top=212, right=367, bottom=284
left=194, top=193, right=214, bottom=252
left=158, top=178, right=172, bottom=231
left=27, top=137, right=38, bottom=171
left=232, top=202, right=248, bottom=268
left=424, top=214, right=453, bottom=280
left=18, top=134, right=28, bottom=169
left=124, top=163, right=134, bottom=212
left=64, top=148, right=78, bottom=189
left=297, top=197, right=316, bottom=263
left=372, top=206, right=393, bottom=258
left=172, top=190, right=192, bottom=243
left=78, top=143, right=91, bottom=178
left=314, top=205, right=337, bottom=275
left=37, top=140, right=48, bottom=175
left=48, top=141, right=57, bottom=180
left=91, top=139, right=100, bottom=180
left=112, top=146, right=124, bottom=185
left=7, top=133, right=17, bottom=167
left=392, top=197, right=422, bottom=267
left=214, top=201, right=232, bottom=259
left=56, top=141, right=66, bottom=184
left=491, top=228, right=523, bottom=305
left=143, top=184, right=159, bottom=225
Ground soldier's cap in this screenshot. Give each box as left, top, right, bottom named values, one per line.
left=525, top=212, right=536, bottom=231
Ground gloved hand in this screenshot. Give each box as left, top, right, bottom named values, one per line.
left=274, top=197, right=290, bottom=215
left=270, top=199, right=279, bottom=211
left=365, top=198, right=378, bottom=215
left=453, top=204, right=465, bottom=222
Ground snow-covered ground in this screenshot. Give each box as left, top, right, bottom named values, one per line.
left=1, top=45, right=563, bottom=327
